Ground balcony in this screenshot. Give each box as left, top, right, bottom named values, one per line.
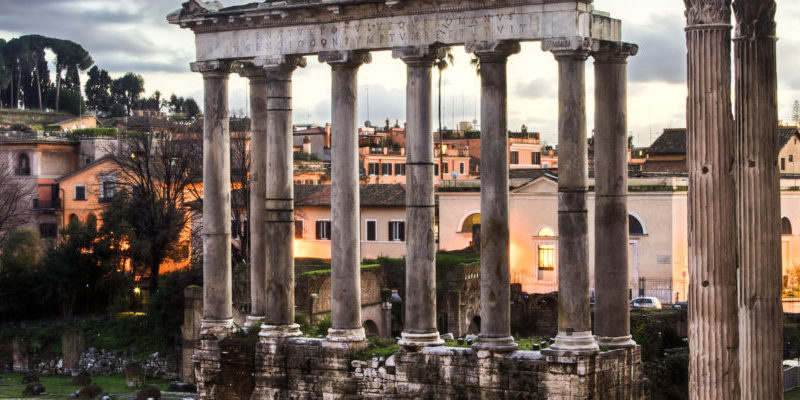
left=33, top=199, right=61, bottom=210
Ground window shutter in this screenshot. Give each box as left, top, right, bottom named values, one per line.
left=387, top=163, right=393, bottom=175
left=399, top=222, right=405, bottom=241
left=316, top=221, right=322, bottom=239
left=388, top=221, right=393, bottom=241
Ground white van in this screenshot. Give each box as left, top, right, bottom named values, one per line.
left=630, top=297, right=663, bottom=309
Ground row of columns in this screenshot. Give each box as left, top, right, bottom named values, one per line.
left=684, top=0, right=782, bottom=398
left=193, top=38, right=637, bottom=354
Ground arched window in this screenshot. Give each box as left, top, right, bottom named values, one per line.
left=16, top=153, right=30, bottom=175
left=629, top=215, right=645, bottom=236
left=68, top=214, right=79, bottom=226
left=782, top=217, right=793, bottom=235
left=461, top=213, right=481, bottom=232
left=86, top=213, right=98, bottom=228
left=537, top=227, right=555, bottom=237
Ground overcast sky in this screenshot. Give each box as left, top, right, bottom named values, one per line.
left=1, top=0, right=799, bottom=147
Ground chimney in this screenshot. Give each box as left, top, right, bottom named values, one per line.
left=324, top=123, right=331, bottom=148
left=303, top=136, right=312, bottom=154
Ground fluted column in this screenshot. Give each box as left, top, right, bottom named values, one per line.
left=466, top=40, right=519, bottom=353
left=259, top=55, right=307, bottom=338
left=191, top=60, right=234, bottom=337
left=392, top=45, right=446, bottom=350
left=542, top=38, right=598, bottom=354
left=318, top=50, right=372, bottom=349
left=592, top=41, right=638, bottom=349
left=684, top=1, right=740, bottom=397
left=237, top=65, right=269, bottom=329
left=733, top=1, right=782, bottom=398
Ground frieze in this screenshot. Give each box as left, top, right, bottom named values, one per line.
left=192, top=4, right=620, bottom=60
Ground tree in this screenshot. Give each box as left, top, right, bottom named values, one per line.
left=0, top=229, right=39, bottom=272
left=111, top=72, right=145, bottom=115
left=51, top=39, right=92, bottom=113
left=0, top=159, right=33, bottom=244
left=434, top=48, right=454, bottom=181
left=184, top=97, right=200, bottom=119
left=792, top=100, right=800, bottom=125
left=85, top=66, right=113, bottom=112
left=105, top=131, right=199, bottom=290
left=0, top=39, right=10, bottom=109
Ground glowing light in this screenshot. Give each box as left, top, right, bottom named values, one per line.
left=133, top=287, right=141, bottom=294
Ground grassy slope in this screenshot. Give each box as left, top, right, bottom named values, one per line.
left=0, top=373, right=169, bottom=399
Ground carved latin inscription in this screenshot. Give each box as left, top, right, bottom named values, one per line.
left=194, top=5, right=621, bottom=60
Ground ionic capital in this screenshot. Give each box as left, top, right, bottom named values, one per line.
left=318, top=50, right=372, bottom=68
left=234, top=62, right=269, bottom=81
left=254, top=55, right=307, bottom=73
left=732, top=0, right=775, bottom=38
left=592, top=41, right=638, bottom=63
left=465, top=40, right=520, bottom=62
left=190, top=60, right=234, bottom=77
left=684, top=0, right=732, bottom=26
left=391, top=45, right=446, bottom=65
left=542, top=37, right=594, bottom=60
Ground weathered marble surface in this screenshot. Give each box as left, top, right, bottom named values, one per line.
left=186, top=3, right=619, bottom=60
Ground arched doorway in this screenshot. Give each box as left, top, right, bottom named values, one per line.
left=363, top=320, right=379, bottom=337
left=782, top=217, right=792, bottom=235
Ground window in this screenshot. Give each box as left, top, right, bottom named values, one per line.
left=459, top=162, right=465, bottom=174
left=366, top=220, right=377, bottom=241
left=295, top=220, right=304, bottom=239
left=39, top=223, right=57, bottom=238
left=16, top=153, right=30, bottom=175
left=537, top=244, right=555, bottom=270
left=395, top=163, right=405, bottom=176
left=101, top=181, right=116, bottom=201
left=368, top=162, right=379, bottom=175
left=442, top=163, right=449, bottom=174
left=461, top=213, right=481, bottom=232
left=388, top=220, right=405, bottom=241
left=782, top=158, right=786, bottom=171
left=783, top=217, right=793, bottom=235
left=629, top=215, right=645, bottom=236
left=315, top=220, right=331, bottom=240
left=434, top=164, right=439, bottom=176
left=74, top=185, right=87, bottom=201
left=68, top=214, right=79, bottom=225
left=381, top=163, right=393, bottom=176
left=791, top=155, right=795, bottom=162
left=532, top=152, right=541, bottom=165
left=510, top=151, right=519, bottom=165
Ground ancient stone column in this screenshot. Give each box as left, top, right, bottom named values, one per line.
left=392, top=45, right=446, bottom=350
left=466, top=40, right=519, bottom=352
left=592, top=41, right=638, bottom=349
left=236, top=65, right=269, bottom=330
left=733, top=1, right=782, bottom=398
left=684, top=1, right=740, bottom=397
left=318, top=50, right=372, bottom=349
left=259, top=55, right=307, bottom=338
left=542, top=38, right=598, bottom=354
left=190, top=60, right=234, bottom=337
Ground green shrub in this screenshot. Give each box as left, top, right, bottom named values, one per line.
left=70, top=127, right=117, bottom=138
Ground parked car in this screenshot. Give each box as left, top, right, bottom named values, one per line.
left=630, top=297, right=663, bottom=309
left=672, top=301, right=688, bottom=309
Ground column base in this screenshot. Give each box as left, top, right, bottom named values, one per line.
left=596, top=335, right=636, bottom=349
left=322, top=327, right=368, bottom=350
left=199, top=318, right=234, bottom=337
left=544, top=331, right=599, bottom=355
left=244, top=316, right=265, bottom=331
left=472, top=335, right=518, bottom=353
left=259, top=323, right=302, bottom=339
left=398, top=331, right=444, bottom=351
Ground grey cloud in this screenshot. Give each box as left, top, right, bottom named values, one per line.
left=624, top=14, right=686, bottom=84
left=358, top=85, right=405, bottom=125
left=515, top=78, right=555, bottom=100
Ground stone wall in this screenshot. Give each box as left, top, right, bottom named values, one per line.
left=202, top=337, right=644, bottom=399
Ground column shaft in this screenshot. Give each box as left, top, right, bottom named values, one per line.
left=320, top=50, right=371, bottom=347
left=466, top=41, right=519, bottom=352
left=393, top=46, right=445, bottom=349
left=196, top=63, right=233, bottom=335
left=544, top=43, right=597, bottom=353
left=262, top=64, right=302, bottom=336
left=593, top=43, right=637, bottom=348
left=247, top=75, right=268, bottom=325
left=734, top=1, right=781, bottom=396
left=684, top=2, right=740, bottom=396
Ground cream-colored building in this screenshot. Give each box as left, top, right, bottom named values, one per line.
left=293, top=184, right=407, bottom=260
left=438, top=172, right=800, bottom=304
